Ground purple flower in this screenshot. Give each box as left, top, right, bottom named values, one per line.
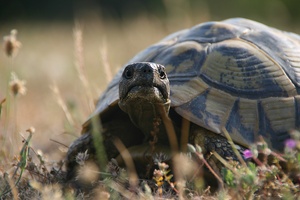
left=285, top=139, right=297, bottom=149
left=243, top=149, right=253, bottom=159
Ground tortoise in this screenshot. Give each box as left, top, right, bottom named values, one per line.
left=66, top=18, right=300, bottom=181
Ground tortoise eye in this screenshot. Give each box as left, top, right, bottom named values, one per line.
left=158, top=68, right=166, bottom=79
left=123, top=67, right=134, bottom=79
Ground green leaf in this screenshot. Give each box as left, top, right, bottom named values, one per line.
left=241, top=172, right=255, bottom=185
left=248, top=162, right=257, bottom=172
left=221, top=168, right=235, bottom=187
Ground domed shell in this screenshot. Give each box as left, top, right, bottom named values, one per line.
left=93, top=18, right=300, bottom=150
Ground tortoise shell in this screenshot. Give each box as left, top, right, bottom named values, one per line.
left=92, top=18, right=300, bottom=150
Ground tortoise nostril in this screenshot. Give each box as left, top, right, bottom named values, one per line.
left=141, top=65, right=153, bottom=74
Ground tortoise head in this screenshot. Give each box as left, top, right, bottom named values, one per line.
left=118, top=62, right=171, bottom=138
left=119, top=62, right=171, bottom=111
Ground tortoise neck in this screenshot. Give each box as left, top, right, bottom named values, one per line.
left=124, top=100, right=171, bottom=140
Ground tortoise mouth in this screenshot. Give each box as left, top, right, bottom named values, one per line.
left=123, top=84, right=169, bottom=103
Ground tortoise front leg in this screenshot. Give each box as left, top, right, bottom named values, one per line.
left=114, top=143, right=172, bottom=178
left=66, top=116, right=144, bottom=182
left=190, top=125, right=247, bottom=165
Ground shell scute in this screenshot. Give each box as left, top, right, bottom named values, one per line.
left=225, top=98, right=258, bottom=147
left=179, top=21, right=248, bottom=43
left=170, top=77, right=209, bottom=106
left=200, top=40, right=297, bottom=98
left=150, top=41, right=205, bottom=77
left=240, top=29, right=300, bottom=89
left=261, top=97, right=296, bottom=133
left=175, top=88, right=236, bottom=134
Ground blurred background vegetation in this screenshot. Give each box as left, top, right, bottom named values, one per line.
left=2, top=0, right=300, bottom=26
left=0, top=0, right=300, bottom=162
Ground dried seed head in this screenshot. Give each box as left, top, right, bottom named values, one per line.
left=75, top=150, right=89, bottom=166
left=95, top=190, right=110, bottom=200
left=76, top=161, right=99, bottom=183
left=3, top=29, right=22, bottom=57
left=173, top=153, right=197, bottom=179
left=9, top=72, right=27, bottom=96
left=26, top=127, right=36, bottom=134
left=153, top=152, right=170, bottom=164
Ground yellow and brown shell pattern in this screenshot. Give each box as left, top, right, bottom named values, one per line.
left=93, top=18, right=300, bottom=151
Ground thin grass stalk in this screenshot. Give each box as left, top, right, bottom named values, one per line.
left=90, top=116, right=107, bottom=173
left=2, top=29, right=21, bottom=156
left=212, top=151, right=241, bottom=177
left=7, top=72, right=27, bottom=155
left=196, top=152, right=224, bottom=188
left=2, top=59, right=14, bottom=155
left=113, top=138, right=139, bottom=189
left=0, top=98, right=6, bottom=118
left=0, top=131, right=32, bottom=197
left=3, top=174, right=18, bottom=200
left=157, top=102, right=178, bottom=154
left=50, top=84, right=75, bottom=127
left=109, top=181, right=137, bottom=199
left=100, top=40, right=113, bottom=83
left=222, top=127, right=247, bottom=167
left=11, top=95, right=19, bottom=153
left=73, top=24, right=95, bottom=113
left=180, top=118, right=190, bottom=152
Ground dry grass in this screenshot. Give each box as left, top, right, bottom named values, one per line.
left=0, top=15, right=187, bottom=199
left=0, top=8, right=300, bottom=199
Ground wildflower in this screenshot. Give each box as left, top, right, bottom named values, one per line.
left=153, top=152, right=170, bottom=164
left=153, top=169, right=164, bottom=187
left=243, top=149, right=253, bottom=159
left=158, top=162, right=169, bottom=170
left=285, top=139, right=297, bottom=149
left=9, top=72, right=27, bottom=96
left=153, top=169, right=163, bottom=179
left=3, top=29, right=21, bottom=57
left=263, top=147, right=271, bottom=156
